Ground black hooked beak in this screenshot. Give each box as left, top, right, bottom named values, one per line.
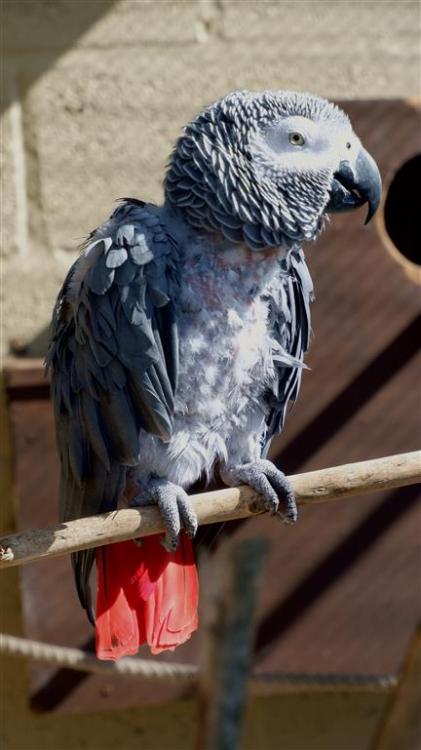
left=327, top=147, right=382, bottom=224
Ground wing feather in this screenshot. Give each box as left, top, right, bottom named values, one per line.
left=262, top=249, right=313, bottom=453
left=47, top=201, right=179, bottom=613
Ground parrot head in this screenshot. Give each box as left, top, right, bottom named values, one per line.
left=165, top=90, right=382, bottom=252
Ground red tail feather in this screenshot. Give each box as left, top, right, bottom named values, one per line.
left=96, top=534, right=199, bottom=660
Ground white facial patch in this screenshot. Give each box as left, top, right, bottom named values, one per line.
left=250, top=115, right=357, bottom=176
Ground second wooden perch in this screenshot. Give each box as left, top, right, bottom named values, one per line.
left=0, top=451, right=419, bottom=570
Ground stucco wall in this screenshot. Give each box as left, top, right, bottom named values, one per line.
left=1, top=0, right=420, bottom=355
left=1, top=2, right=419, bottom=748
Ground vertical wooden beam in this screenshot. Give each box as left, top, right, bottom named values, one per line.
left=197, top=538, right=267, bottom=750
left=371, top=625, right=421, bottom=750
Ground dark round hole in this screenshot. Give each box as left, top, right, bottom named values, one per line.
left=383, top=154, right=420, bottom=266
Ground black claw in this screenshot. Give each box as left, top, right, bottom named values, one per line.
left=185, top=520, right=198, bottom=538
left=277, top=500, right=298, bottom=525
left=161, top=535, right=178, bottom=553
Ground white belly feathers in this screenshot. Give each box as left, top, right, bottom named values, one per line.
left=135, top=240, right=283, bottom=487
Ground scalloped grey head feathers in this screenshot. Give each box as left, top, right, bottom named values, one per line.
left=164, top=90, right=350, bottom=251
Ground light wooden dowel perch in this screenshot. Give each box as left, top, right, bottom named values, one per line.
left=0, top=452, right=419, bottom=570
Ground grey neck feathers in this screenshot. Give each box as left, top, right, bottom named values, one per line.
left=164, top=91, right=344, bottom=252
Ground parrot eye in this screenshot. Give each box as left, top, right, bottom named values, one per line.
left=289, top=132, right=306, bottom=146
left=346, top=142, right=352, bottom=149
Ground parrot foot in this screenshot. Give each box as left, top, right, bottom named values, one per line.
left=220, top=459, right=297, bottom=524
left=131, top=476, right=198, bottom=552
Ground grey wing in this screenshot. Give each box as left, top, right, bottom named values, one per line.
left=262, top=249, right=314, bottom=455
left=46, top=200, right=179, bottom=618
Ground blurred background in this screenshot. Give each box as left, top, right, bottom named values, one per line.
left=1, top=1, right=420, bottom=749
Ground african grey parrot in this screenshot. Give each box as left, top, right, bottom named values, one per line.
left=47, top=90, right=381, bottom=660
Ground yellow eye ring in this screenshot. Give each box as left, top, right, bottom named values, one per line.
left=289, top=132, right=305, bottom=146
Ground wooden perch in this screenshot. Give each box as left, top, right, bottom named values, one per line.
left=0, top=451, right=419, bottom=570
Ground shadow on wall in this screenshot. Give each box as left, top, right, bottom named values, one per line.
left=2, top=0, right=116, bottom=113
left=10, top=326, right=52, bottom=359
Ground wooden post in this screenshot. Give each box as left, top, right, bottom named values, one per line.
left=197, top=538, right=268, bottom=750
